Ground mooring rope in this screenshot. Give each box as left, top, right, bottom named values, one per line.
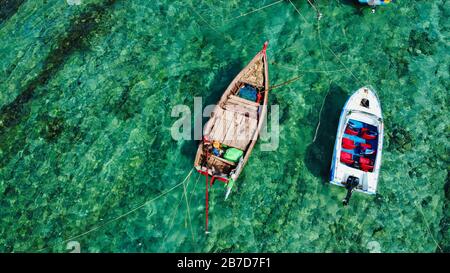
left=224, top=0, right=284, bottom=22
left=269, top=75, right=303, bottom=90
left=271, top=62, right=347, bottom=73
left=36, top=168, right=194, bottom=252
left=306, top=0, right=322, bottom=19
left=187, top=173, right=201, bottom=220
left=189, top=5, right=221, bottom=34
left=288, top=0, right=308, bottom=24
left=182, top=173, right=195, bottom=241
left=159, top=172, right=201, bottom=251
left=312, top=6, right=332, bottom=143
left=323, top=43, right=363, bottom=86
left=408, top=181, right=443, bottom=252
left=285, top=0, right=363, bottom=88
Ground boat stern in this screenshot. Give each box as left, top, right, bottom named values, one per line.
left=330, top=161, right=378, bottom=195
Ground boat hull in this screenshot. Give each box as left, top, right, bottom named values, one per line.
left=194, top=43, right=269, bottom=187
left=329, top=86, right=383, bottom=195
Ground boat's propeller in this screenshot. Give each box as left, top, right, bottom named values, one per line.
left=342, top=176, right=360, bottom=206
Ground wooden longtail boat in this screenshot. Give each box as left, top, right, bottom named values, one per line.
left=194, top=42, right=269, bottom=232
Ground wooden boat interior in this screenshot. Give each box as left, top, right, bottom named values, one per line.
left=195, top=52, right=268, bottom=178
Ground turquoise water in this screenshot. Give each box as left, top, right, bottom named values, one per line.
left=0, top=0, right=448, bottom=252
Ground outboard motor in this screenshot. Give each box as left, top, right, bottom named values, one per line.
left=343, top=176, right=360, bottom=206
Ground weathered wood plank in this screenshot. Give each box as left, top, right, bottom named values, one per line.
left=228, top=95, right=260, bottom=107
left=233, top=116, right=258, bottom=150
left=209, top=114, right=224, bottom=141
left=223, top=104, right=257, bottom=120
left=223, top=113, right=243, bottom=146
left=205, top=108, right=224, bottom=138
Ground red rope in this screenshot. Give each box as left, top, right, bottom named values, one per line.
left=205, top=172, right=209, bottom=232
left=204, top=147, right=209, bottom=233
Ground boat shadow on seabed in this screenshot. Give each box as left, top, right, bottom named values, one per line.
left=304, top=84, right=347, bottom=182
left=180, top=61, right=243, bottom=160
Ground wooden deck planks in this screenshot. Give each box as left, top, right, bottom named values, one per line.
left=207, top=92, right=260, bottom=150
left=223, top=104, right=258, bottom=120
left=223, top=113, right=243, bottom=146
left=228, top=95, right=260, bottom=107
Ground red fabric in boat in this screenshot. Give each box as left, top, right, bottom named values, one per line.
left=360, top=143, right=372, bottom=149
left=345, top=127, right=359, bottom=136
left=340, top=151, right=354, bottom=165
left=342, top=138, right=356, bottom=149
left=359, top=157, right=374, bottom=172
left=359, top=157, right=372, bottom=165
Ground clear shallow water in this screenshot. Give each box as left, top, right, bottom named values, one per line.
left=0, top=0, right=448, bottom=252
